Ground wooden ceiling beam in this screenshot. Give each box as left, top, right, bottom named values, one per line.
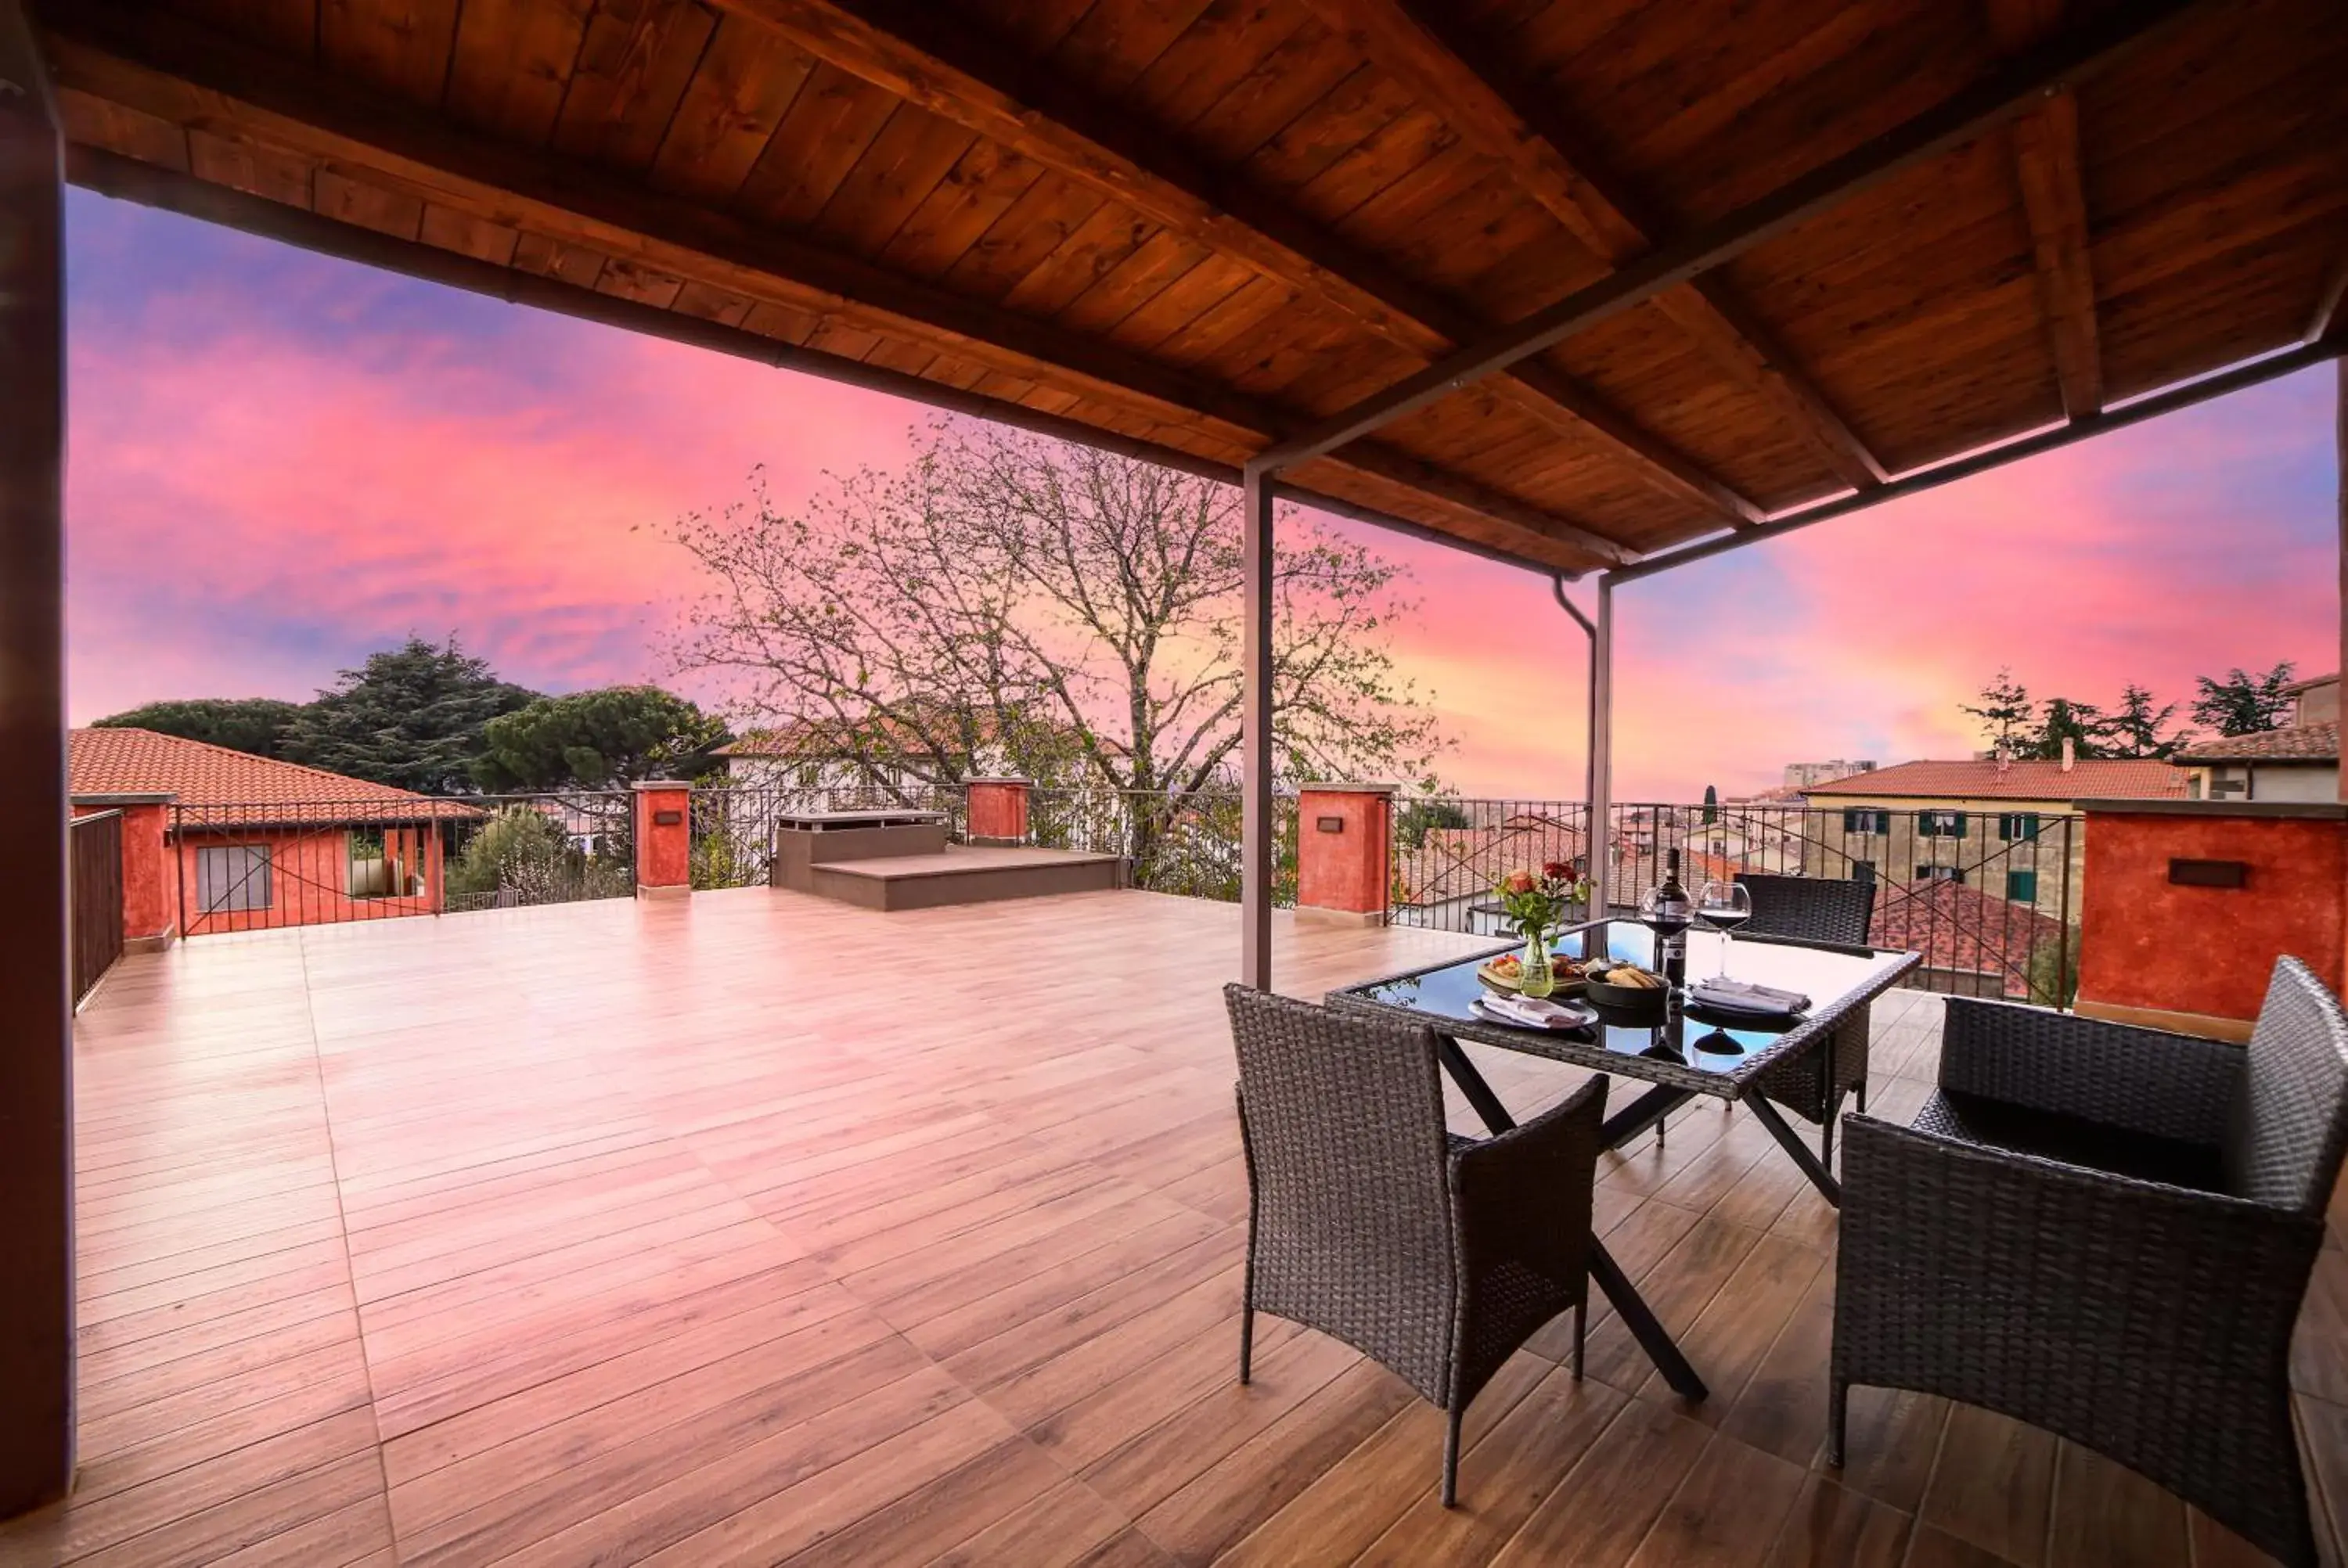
left=2307, top=246, right=2348, bottom=344
left=1990, top=0, right=2103, bottom=419
left=705, top=0, right=1762, bottom=524
left=1255, top=0, right=2206, bottom=473
left=42, top=3, right=1640, bottom=566
left=68, top=143, right=1588, bottom=575
left=1298, top=0, right=1889, bottom=494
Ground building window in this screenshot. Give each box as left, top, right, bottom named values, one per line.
left=1918, top=810, right=1968, bottom=838
left=1997, top=812, right=2041, bottom=842
left=2004, top=869, right=2039, bottom=903
left=1915, top=864, right=1964, bottom=883
left=196, top=844, right=272, bottom=913
left=1842, top=808, right=1890, bottom=835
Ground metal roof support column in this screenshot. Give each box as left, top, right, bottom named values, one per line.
left=1552, top=577, right=1608, bottom=912
left=0, top=0, right=74, bottom=1519
left=1589, top=578, right=1615, bottom=920
left=1240, top=460, right=1276, bottom=990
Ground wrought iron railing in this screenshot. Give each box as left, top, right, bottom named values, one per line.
left=1388, top=797, right=1590, bottom=937
left=1021, top=788, right=1297, bottom=904
left=686, top=782, right=967, bottom=890
left=1388, top=797, right=2080, bottom=1006
left=170, top=792, right=636, bottom=936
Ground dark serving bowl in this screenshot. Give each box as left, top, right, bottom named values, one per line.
left=1584, top=975, right=1669, bottom=1020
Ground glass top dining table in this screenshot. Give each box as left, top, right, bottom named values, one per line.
left=1331, top=922, right=1917, bottom=1098
left=1326, top=918, right=1918, bottom=1404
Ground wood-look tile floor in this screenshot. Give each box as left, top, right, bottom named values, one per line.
left=4, top=887, right=2340, bottom=1566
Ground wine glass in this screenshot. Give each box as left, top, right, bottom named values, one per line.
left=1694, top=879, right=1752, bottom=980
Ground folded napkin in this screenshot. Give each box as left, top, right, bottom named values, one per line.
left=1475, top=994, right=1592, bottom=1030
left=1689, top=977, right=1810, bottom=1016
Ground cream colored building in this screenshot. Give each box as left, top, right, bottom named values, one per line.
left=1799, top=755, right=2191, bottom=926
left=2179, top=673, right=2339, bottom=803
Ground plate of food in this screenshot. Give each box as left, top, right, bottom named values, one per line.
left=1476, top=952, right=1586, bottom=995
left=1583, top=961, right=1670, bottom=1016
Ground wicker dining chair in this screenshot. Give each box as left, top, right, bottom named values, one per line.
left=1831, top=958, right=2348, bottom=1567
left=1736, top=872, right=1877, bottom=1144
left=1224, top=984, right=1608, bottom=1505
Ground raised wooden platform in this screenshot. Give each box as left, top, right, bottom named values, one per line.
left=808, top=844, right=1122, bottom=911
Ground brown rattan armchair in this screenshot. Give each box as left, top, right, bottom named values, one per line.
left=1225, top=984, right=1607, bottom=1505
left=1737, top=872, right=1878, bottom=1153
left=1830, top=958, right=2348, bottom=1566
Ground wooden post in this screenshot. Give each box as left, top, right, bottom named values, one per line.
left=1240, top=462, right=1275, bottom=990
left=2337, top=354, right=2345, bottom=990
left=0, top=0, right=72, bottom=1517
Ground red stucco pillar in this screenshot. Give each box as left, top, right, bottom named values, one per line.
left=965, top=778, right=1032, bottom=844
left=73, top=792, right=177, bottom=949
left=633, top=782, right=692, bottom=899
left=1295, top=782, right=1396, bottom=926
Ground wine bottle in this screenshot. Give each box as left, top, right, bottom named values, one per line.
left=1651, top=849, right=1692, bottom=988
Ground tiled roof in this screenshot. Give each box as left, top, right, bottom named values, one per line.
left=70, top=728, right=479, bottom=825
left=1799, top=757, right=2188, bottom=802
left=2175, top=721, right=2339, bottom=763
left=2281, top=673, right=2339, bottom=696
left=1870, top=879, right=2066, bottom=1000
left=1726, top=784, right=1810, bottom=805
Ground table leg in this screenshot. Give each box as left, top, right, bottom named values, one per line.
left=1744, top=1092, right=1843, bottom=1207
left=1435, top=1035, right=1520, bottom=1133
left=1590, top=1243, right=1709, bottom=1401
left=1434, top=1035, right=1709, bottom=1403
left=1600, top=1083, right=1694, bottom=1149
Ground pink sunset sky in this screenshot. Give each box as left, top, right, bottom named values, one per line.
left=66, top=193, right=2339, bottom=801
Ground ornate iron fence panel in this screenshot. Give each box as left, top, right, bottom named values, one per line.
left=172, top=792, right=636, bottom=936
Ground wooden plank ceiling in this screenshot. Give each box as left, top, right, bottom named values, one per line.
left=37, top=0, right=2348, bottom=574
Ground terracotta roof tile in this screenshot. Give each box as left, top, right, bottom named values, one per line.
left=1870, top=879, right=2066, bottom=1000
left=1799, top=757, right=2188, bottom=801
left=70, top=729, right=479, bottom=824
left=2175, top=721, right=2338, bottom=763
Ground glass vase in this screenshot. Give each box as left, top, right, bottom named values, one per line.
left=1516, top=929, right=1555, bottom=998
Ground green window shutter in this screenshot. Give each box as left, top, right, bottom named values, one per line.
left=2019, top=813, right=2040, bottom=841
left=2005, top=869, right=2038, bottom=903
left=1953, top=814, right=1968, bottom=838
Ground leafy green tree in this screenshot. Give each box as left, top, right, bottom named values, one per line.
left=2019, top=696, right=2109, bottom=761
left=2098, top=683, right=2191, bottom=759
left=672, top=422, right=1447, bottom=867
left=1395, top=793, right=1471, bottom=851
left=445, top=804, right=628, bottom=905
left=286, top=636, right=538, bottom=793
left=2191, top=663, right=2297, bottom=736
left=1960, top=667, right=2033, bottom=750
left=472, top=686, right=730, bottom=793
left=92, top=697, right=303, bottom=759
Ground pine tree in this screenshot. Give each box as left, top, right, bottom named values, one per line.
left=1960, top=667, right=2033, bottom=750
left=2018, top=696, right=2109, bottom=761
left=286, top=637, right=539, bottom=793
left=2191, top=663, right=2297, bottom=736
left=92, top=697, right=303, bottom=759
left=2099, top=683, right=2191, bottom=759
